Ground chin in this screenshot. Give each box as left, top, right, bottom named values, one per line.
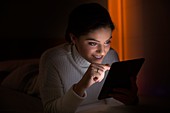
left=92, top=59, right=103, bottom=64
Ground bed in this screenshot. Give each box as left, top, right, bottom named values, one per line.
left=0, top=38, right=65, bottom=113
left=0, top=38, right=169, bottom=113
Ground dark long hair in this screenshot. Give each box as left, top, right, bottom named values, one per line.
left=65, top=3, right=115, bottom=43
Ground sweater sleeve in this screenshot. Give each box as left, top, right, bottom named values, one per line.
left=61, top=86, right=87, bottom=113
left=42, top=85, right=87, bottom=113
left=39, top=52, right=86, bottom=113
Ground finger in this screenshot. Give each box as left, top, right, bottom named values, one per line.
left=90, top=69, right=104, bottom=82
left=93, top=63, right=110, bottom=72
left=89, top=64, right=110, bottom=82
left=102, top=64, right=110, bottom=71
left=93, top=76, right=98, bottom=81
left=91, top=66, right=102, bottom=74
left=104, top=64, right=111, bottom=70
left=91, top=64, right=105, bottom=71
left=91, top=70, right=103, bottom=82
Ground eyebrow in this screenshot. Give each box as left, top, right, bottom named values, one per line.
left=86, top=36, right=112, bottom=42
left=86, top=38, right=100, bottom=42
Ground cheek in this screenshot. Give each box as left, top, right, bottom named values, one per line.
left=82, top=47, right=94, bottom=54
left=79, top=46, right=96, bottom=57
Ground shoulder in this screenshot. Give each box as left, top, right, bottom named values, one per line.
left=108, top=48, right=119, bottom=58
left=103, top=48, right=119, bottom=65
left=108, top=48, right=118, bottom=54
left=40, top=43, right=72, bottom=62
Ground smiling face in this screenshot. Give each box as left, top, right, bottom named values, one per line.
left=71, top=27, right=112, bottom=64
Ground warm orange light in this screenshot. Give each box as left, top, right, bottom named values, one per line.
left=108, top=0, right=124, bottom=61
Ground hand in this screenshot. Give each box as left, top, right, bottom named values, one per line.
left=73, top=63, right=110, bottom=96
left=109, top=77, right=139, bottom=105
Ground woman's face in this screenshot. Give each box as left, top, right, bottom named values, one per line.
left=72, top=27, right=112, bottom=64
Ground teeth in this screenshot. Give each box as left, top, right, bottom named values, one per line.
left=95, top=56, right=102, bottom=59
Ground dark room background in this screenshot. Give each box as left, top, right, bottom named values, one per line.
left=0, top=0, right=107, bottom=39
left=0, top=0, right=170, bottom=104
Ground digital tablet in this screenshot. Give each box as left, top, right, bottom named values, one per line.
left=98, top=58, right=145, bottom=100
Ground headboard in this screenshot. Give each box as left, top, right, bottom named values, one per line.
left=0, top=38, right=65, bottom=61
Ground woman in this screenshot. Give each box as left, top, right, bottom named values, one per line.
left=39, top=3, right=138, bottom=113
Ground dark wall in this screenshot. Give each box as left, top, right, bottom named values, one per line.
left=0, top=0, right=107, bottom=60
left=140, top=0, right=170, bottom=97
left=0, top=0, right=107, bottom=39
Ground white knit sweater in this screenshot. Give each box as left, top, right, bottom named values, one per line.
left=38, top=43, right=123, bottom=113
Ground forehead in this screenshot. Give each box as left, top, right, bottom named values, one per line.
left=80, top=27, right=112, bottom=41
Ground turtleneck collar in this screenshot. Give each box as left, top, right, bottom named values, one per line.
left=72, top=44, right=91, bottom=68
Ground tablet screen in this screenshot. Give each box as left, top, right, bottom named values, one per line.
left=98, top=58, right=145, bottom=100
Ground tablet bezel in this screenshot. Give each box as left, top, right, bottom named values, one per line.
left=98, top=58, right=145, bottom=100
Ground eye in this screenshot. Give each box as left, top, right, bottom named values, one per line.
left=88, top=42, right=97, bottom=46
left=104, top=40, right=111, bottom=46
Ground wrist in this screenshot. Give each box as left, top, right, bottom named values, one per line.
left=73, top=83, right=85, bottom=97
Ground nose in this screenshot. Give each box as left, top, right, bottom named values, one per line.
left=96, top=44, right=105, bottom=55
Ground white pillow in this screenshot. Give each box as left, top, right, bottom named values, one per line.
left=0, top=59, right=39, bottom=72
left=1, top=63, right=39, bottom=96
